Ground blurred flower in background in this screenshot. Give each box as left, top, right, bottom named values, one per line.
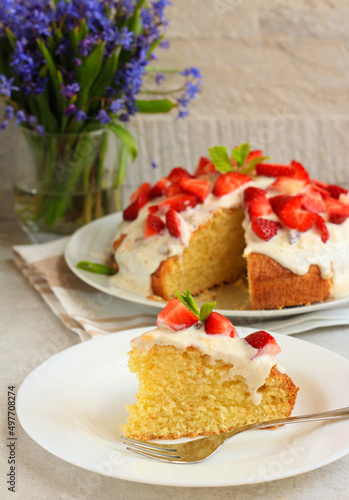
left=0, top=0, right=202, bottom=235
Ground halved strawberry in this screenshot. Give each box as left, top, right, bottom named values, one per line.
left=164, top=182, right=183, bottom=198
left=123, top=193, right=149, bottom=221
left=326, top=184, right=349, bottom=200
left=256, top=163, right=295, bottom=177
left=268, top=176, right=308, bottom=196
left=315, top=215, right=329, bottom=243
left=311, top=180, right=331, bottom=199
left=168, top=167, right=192, bottom=183
left=156, top=193, right=198, bottom=213
left=251, top=217, right=282, bottom=241
left=213, top=172, right=251, bottom=197
left=130, top=182, right=151, bottom=203
left=165, top=209, right=188, bottom=244
left=278, top=195, right=317, bottom=232
left=144, top=213, right=165, bottom=238
left=204, top=312, right=237, bottom=338
left=246, top=150, right=263, bottom=161
left=313, top=179, right=328, bottom=189
left=249, top=198, right=272, bottom=218
left=194, top=156, right=217, bottom=177
left=179, top=178, right=211, bottom=203
left=244, top=187, right=272, bottom=218
left=290, top=160, right=310, bottom=181
left=339, top=193, right=349, bottom=205
left=301, top=186, right=326, bottom=213
left=269, top=195, right=292, bottom=216
left=156, top=298, right=198, bottom=331
left=243, top=186, right=267, bottom=206
left=149, top=177, right=171, bottom=199
left=325, top=197, right=349, bottom=224
left=244, top=331, right=281, bottom=358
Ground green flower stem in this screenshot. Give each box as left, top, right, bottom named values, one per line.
left=17, top=123, right=134, bottom=231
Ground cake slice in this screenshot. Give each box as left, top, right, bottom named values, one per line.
left=121, top=291, right=299, bottom=440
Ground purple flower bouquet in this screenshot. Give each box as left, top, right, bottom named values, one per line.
left=0, top=0, right=202, bottom=238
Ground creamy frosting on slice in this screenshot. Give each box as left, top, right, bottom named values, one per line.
left=131, top=324, right=279, bottom=405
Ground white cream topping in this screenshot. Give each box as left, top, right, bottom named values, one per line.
left=111, top=183, right=249, bottom=295
left=131, top=324, right=278, bottom=405
left=112, top=175, right=349, bottom=299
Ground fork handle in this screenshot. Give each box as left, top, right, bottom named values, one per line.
left=222, top=406, right=349, bottom=442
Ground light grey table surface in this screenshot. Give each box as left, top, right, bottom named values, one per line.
left=1, top=219, right=349, bottom=500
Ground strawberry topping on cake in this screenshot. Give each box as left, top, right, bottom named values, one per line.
left=245, top=331, right=281, bottom=358
left=205, top=312, right=237, bottom=338
left=156, top=298, right=198, bottom=331
left=111, top=142, right=349, bottom=306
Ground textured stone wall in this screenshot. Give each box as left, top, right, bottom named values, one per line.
left=1, top=0, right=349, bottom=219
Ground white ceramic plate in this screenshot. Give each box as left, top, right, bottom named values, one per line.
left=17, top=327, right=349, bottom=487
left=64, top=213, right=349, bottom=319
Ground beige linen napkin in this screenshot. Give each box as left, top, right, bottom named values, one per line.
left=12, top=238, right=349, bottom=340
left=12, top=237, right=157, bottom=342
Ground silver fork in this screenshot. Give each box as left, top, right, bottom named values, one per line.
left=122, top=406, right=349, bottom=464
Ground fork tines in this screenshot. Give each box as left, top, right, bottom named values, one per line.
left=122, top=436, right=182, bottom=462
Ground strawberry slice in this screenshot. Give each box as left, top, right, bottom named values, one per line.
left=301, top=186, right=326, bottom=213
left=166, top=209, right=181, bottom=238
left=290, top=160, right=310, bottom=181
left=194, top=156, right=217, bottom=177
left=165, top=209, right=188, bottom=243
left=325, top=197, right=349, bottom=224
left=315, top=215, right=329, bottom=243
left=130, top=182, right=151, bottom=203
left=168, top=167, right=192, bottom=183
left=204, top=312, right=237, bottom=338
left=249, top=198, right=272, bottom=218
left=313, top=179, right=328, bottom=189
left=244, top=187, right=272, bottom=218
left=326, top=184, right=349, bottom=200
left=213, top=172, right=251, bottom=197
left=144, top=213, right=165, bottom=238
left=251, top=217, right=282, bottom=241
left=311, top=180, right=331, bottom=199
left=179, top=178, right=211, bottom=203
left=156, top=298, right=198, bottom=331
left=256, top=163, right=295, bottom=177
left=246, top=150, right=263, bottom=161
left=269, top=195, right=292, bottom=216
left=156, top=193, right=198, bottom=214
left=244, top=331, right=281, bottom=358
left=339, top=193, right=349, bottom=205
left=164, top=182, right=183, bottom=198
left=149, top=177, right=171, bottom=199
left=268, top=176, right=308, bottom=196
left=243, top=186, right=267, bottom=205
left=277, top=195, right=317, bottom=232
left=123, top=193, right=149, bottom=221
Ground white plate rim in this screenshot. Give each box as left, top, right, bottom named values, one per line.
left=16, top=327, right=349, bottom=487
left=64, top=212, right=349, bottom=319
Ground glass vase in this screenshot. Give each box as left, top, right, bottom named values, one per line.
left=13, top=128, right=123, bottom=243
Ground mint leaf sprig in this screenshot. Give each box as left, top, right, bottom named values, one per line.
left=76, top=261, right=116, bottom=275
left=208, top=143, right=269, bottom=175
left=176, top=290, right=216, bottom=322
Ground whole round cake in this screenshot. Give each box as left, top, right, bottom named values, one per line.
left=112, top=143, right=349, bottom=309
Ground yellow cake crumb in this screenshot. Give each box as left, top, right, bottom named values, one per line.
left=120, top=344, right=299, bottom=440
